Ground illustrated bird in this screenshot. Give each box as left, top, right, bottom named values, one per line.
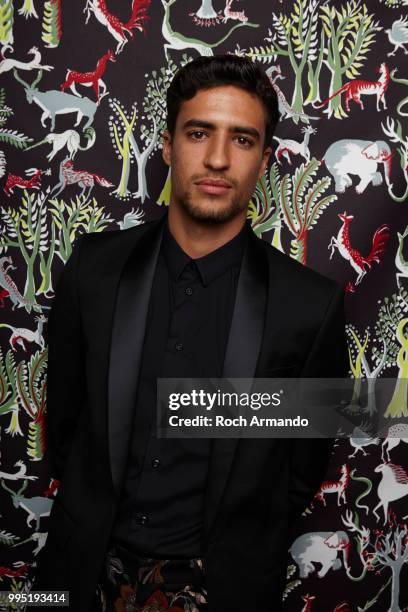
left=386, top=15, right=408, bottom=56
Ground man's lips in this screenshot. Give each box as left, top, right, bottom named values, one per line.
left=195, top=179, right=232, bottom=195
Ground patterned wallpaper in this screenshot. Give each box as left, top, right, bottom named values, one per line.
left=0, top=1, right=408, bottom=610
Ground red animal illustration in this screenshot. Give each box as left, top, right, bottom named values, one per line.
left=315, top=63, right=390, bottom=112
left=60, top=49, right=116, bottom=102
left=313, top=464, right=350, bottom=507
left=301, top=594, right=316, bottom=612
left=49, top=157, right=113, bottom=200
left=0, top=562, right=28, bottom=578
left=84, top=0, right=151, bottom=55
left=3, top=168, right=51, bottom=196
left=329, top=212, right=390, bottom=291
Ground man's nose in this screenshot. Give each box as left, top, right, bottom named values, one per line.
left=203, top=135, right=230, bottom=170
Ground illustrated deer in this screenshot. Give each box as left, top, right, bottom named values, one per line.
left=223, top=0, right=248, bottom=23
left=13, top=69, right=98, bottom=131
left=1, top=479, right=54, bottom=530
left=273, top=125, right=317, bottom=165
left=0, top=315, right=47, bottom=351
left=0, top=45, right=53, bottom=75
left=60, top=49, right=116, bottom=102
left=3, top=167, right=50, bottom=196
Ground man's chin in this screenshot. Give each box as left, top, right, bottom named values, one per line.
left=179, top=198, right=243, bottom=224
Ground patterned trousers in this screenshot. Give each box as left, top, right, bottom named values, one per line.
left=93, top=545, right=208, bottom=611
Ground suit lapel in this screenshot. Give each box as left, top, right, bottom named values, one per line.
left=203, top=228, right=268, bottom=538
left=108, top=217, right=165, bottom=497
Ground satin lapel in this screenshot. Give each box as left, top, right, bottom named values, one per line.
left=203, top=229, right=268, bottom=538
left=108, top=218, right=165, bottom=498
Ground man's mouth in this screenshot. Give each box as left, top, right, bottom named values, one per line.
left=195, top=178, right=233, bottom=196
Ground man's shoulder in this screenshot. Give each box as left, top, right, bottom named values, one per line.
left=79, top=217, right=162, bottom=249
left=254, top=232, right=341, bottom=297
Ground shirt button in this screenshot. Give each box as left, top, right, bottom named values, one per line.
left=185, top=287, right=193, bottom=296
left=152, top=458, right=161, bottom=469
left=135, top=513, right=149, bottom=525
left=175, top=342, right=183, bottom=351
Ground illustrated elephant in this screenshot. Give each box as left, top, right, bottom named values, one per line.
left=290, top=530, right=350, bottom=579
left=322, top=139, right=393, bottom=194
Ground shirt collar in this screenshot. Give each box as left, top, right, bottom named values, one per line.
left=161, top=215, right=250, bottom=286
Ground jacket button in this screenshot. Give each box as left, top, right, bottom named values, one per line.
left=151, top=458, right=160, bottom=469
left=185, top=287, right=193, bottom=296
left=175, top=342, right=183, bottom=351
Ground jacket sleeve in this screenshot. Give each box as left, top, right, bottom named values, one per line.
left=288, top=284, right=349, bottom=523
left=45, top=235, right=87, bottom=482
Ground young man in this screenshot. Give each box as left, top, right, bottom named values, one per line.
left=32, top=56, right=348, bottom=611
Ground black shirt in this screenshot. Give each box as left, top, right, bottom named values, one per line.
left=110, top=215, right=249, bottom=558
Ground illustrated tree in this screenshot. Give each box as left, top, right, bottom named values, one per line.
left=319, top=1, right=380, bottom=119
left=0, top=87, right=33, bottom=178
left=236, top=0, right=320, bottom=114
left=0, top=347, right=20, bottom=436
left=0, top=0, right=14, bottom=45
left=49, top=194, right=114, bottom=264
left=41, top=0, right=62, bottom=48
left=108, top=60, right=185, bottom=203
left=247, top=169, right=283, bottom=251
left=190, top=0, right=221, bottom=25
left=0, top=190, right=49, bottom=305
left=345, top=289, right=408, bottom=416
left=16, top=349, right=47, bottom=460
left=0, top=191, right=113, bottom=303
left=18, top=0, right=38, bottom=19
left=271, top=158, right=337, bottom=264
left=343, top=509, right=408, bottom=612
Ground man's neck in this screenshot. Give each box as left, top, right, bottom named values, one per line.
left=167, top=204, right=247, bottom=259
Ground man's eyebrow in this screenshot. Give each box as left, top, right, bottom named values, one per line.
left=182, top=119, right=260, bottom=140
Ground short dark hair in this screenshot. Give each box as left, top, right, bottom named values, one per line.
left=166, top=55, right=279, bottom=149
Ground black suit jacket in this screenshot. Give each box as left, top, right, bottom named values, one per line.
left=32, top=213, right=348, bottom=611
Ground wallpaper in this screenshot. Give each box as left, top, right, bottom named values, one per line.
left=0, top=1, right=408, bottom=610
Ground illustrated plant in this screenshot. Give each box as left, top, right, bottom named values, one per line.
left=272, top=158, right=337, bottom=264
left=236, top=0, right=320, bottom=114
left=16, top=349, right=47, bottom=460
left=42, top=0, right=61, bottom=47
left=320, top=1, right=380, bottom=119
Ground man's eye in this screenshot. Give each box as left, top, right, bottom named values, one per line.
left=236, top=136, right=252, bottom=146
left=189, top=131, right=206, bottom=140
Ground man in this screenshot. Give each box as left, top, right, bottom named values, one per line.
left=32, top=55, right=348, bottom=611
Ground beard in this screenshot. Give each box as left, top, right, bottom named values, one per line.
left=175, top=187, right=249, bottom=224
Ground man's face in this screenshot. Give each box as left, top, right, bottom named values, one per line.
left=162, top=85, right=272, bottom=224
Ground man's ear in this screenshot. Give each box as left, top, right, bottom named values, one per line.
left=162, top=130, right=172, bottom=167
left=258, top=146, right=272, bottom=180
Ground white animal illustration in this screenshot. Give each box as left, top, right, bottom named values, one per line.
left=381, top=423, right=408, bottom=462
left=373, top=463, right=408, bottom=524
left=386, top=15, right=408, bottom=56
left=273, top=125, right=316, bottom=165
left=25, top=127, right=96, bottom=161
left=290, top=531, right=350, bottom=578
left=0, top=461, right=38, bottom=481
left=322, top=139, right=393, bottom=194
left=348, top=428, right=380, bottom=458
left=0, top=46, right=53, bottom=75
left=395, top=225, right=408, bottom=289
left=0, top=315, right=46, bottom=351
